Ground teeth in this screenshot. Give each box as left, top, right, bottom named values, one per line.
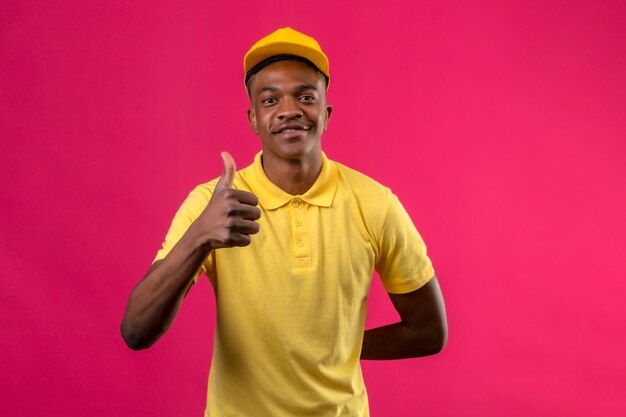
left=276, top=127, right=309, bottom=133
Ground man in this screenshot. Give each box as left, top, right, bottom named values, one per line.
left=121, top=27, right=447, bottom=416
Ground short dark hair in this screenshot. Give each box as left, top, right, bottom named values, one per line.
left=245, top=54, right=329, bottom=95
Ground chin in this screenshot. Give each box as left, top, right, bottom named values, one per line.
left=266, top=141, right=320, bottom=161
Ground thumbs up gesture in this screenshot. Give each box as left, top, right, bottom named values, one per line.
left=191, top=152, right=261, bottom=250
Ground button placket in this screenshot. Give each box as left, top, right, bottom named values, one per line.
left=290, top=198, right=310, bottom=269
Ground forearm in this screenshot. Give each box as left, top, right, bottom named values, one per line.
left=121, top=152, right=261, bottom=350
left=121, top=227, right=211, bottom=350
left=361, top=321, right=447, bottom=360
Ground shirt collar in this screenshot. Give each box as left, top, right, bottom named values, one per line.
left=245, top=151, right=338, bottom=210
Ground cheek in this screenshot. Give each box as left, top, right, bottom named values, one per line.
left=261, top=115, right=274, bottom=132
left=252, top=110, right=268, bottom=131
left=319, top=111, right=329, bottom=129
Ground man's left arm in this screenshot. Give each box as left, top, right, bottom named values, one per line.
left=361, top=275, right=447, bottom=360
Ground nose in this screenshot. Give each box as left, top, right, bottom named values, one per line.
left=277, top=97, right=303, bottom=120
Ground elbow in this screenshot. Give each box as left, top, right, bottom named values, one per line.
left=421, top=323, right=448, bottom=356
left=429, top=327, right=447, bottom=355
left=400, top=321, right=448, bottom=358
left=120, top=321, right=153, bottom=351
left=425, top=308, right=448, bottom=355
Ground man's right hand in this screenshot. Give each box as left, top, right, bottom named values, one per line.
left=191, top=152, right=261, bottom=250
left=121, top=151, right=259, bottom=350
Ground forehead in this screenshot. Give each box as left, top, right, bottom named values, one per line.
left=250, top=60, right=324, bottom=95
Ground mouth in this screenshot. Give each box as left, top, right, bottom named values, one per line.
left=272, top=124, right=311, bottom=135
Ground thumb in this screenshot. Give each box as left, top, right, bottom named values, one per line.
left=216, top=151, right=236, bottom=189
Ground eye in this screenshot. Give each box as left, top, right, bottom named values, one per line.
left=262, top=97, right=277, bottom=105
left=299, top=95, right=316, bottom=102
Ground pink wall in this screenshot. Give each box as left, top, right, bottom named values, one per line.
left=2, top=1, right=625, bottom=416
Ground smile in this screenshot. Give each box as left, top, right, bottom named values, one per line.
left=272, top=124, right=311, bottom=134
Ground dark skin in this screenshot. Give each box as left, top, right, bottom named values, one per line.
left=246, top=60, right=332, bottom=195
left=121, top=60, right=447, bottom=359
left=361, top=277, right=447, bottom=359
left=120, top=152, right=261, bottom=350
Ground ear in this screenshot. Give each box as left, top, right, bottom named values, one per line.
left=247, top=107, right=259, bottom=135
left=323, top=104, right=333, bottom=131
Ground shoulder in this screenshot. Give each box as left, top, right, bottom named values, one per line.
left=187, top=179, right=218, bottom=202
left=187, top=161, right=255, bottom=200
left=168, top=180, right=217, bottom=223
left=329, top=159, right=394, bottom=243
left=331, top=159, right=392, bottom=202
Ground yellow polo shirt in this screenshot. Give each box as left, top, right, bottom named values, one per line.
left=154, top=152, right=434, bottom=417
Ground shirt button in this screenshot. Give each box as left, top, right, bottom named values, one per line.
left=295, top=219, right=303, bottom=227
left=297, top=241, right=304, bottom=247
left=292, top=200, right=300, bottom=208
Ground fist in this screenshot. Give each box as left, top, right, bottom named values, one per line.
left=194, top=152, right=261, bottom=250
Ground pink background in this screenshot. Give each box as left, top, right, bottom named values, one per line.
left=2, top=1, right=625, bottom=416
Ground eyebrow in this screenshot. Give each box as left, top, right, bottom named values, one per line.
left=293, top=84, right=318, bottom=93
left=257, top=84, right=320, bottom=96
left=257, top=86, right=280, bottom=95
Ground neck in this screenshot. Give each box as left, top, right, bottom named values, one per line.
left=261, top=151, right=323, bottom=195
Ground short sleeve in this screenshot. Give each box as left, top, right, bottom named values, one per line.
left=374, top=194, right=434, bottom=294
left=153, top=182, right=217, bottom=282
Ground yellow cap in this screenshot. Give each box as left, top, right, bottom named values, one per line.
left=244, top=27, right=330, bottom=88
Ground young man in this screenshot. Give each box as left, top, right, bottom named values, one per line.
left=121, top=27, right=447, bottom=416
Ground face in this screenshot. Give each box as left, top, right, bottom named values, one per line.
left=247, top=60, right=332, bottom=163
